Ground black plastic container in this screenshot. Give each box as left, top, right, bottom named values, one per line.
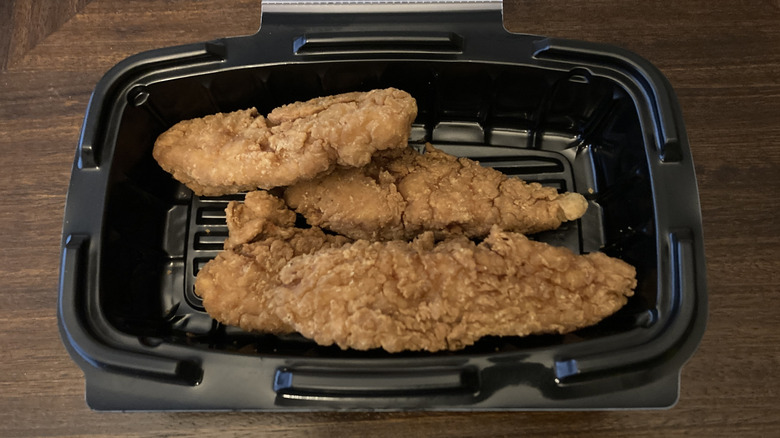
left=58, top=0, right=707, bottom=410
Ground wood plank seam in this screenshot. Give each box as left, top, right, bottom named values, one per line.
left=1, top=0, right=93, bottom=71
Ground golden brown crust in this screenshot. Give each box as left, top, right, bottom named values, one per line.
left=273, top=227, right=635, bottom=352
left=284, top=145, right=589, bottom=240
left=152, top=88, right=417, bottom=196
left=195, top=191, right=350, bottom=333
left=196, top=193, right=635, bottom=352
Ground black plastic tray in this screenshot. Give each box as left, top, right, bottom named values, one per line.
left=58, top=0, right=707, bottom=410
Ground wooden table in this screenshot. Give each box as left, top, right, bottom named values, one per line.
left=2, top=0, right=778, bottom=435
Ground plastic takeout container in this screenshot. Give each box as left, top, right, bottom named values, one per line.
left=58, top=0, right=707, bottom=410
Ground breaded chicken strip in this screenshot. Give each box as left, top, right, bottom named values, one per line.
left=196, top=191, right=350, bottom=333
left=284, top=145, right=588, bottom=240
left=197, top=192, right=635, bottom=352
left=274, top=229, right=635, bottom=352
left=153, top=88, right=417, bottom=196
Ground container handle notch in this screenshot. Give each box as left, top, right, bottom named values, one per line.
left=274, top=367, right=479, bottom=401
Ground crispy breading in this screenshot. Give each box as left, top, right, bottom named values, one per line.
left=196, top=193, right=635, bottom=352
left=153, top=88, right=417, bottom=196
left=274, top=228, right=635, bottom=352
left=284, top=145, right=589, bottom=240
left=195, top=191, right=350, bottom=333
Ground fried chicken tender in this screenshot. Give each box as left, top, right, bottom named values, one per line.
left=274, top=229, right=635, bottom=352
left=196, top=192, right=635, bottom=352
left=284, top=145, right=589, bottom=240
left=195, top=191, right=350, bottom=333
left=153, top=88, right=417, bottom=196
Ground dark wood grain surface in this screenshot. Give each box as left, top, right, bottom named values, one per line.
left=1, top=0, right=778, bottom=436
